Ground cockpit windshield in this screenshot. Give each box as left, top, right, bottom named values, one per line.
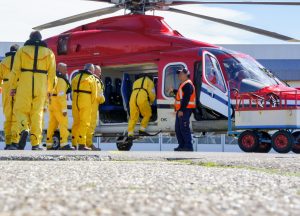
left=223, top=56, right=280, bottom=93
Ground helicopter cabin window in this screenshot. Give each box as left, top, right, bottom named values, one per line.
left=205, top=55, right=226, bottom=92
left=57, top=35, right=70, bottom=55
left=164, top=64, right=185, bottom=97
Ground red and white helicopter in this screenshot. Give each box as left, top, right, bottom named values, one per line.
left=32, top=0, right=300, bottom=153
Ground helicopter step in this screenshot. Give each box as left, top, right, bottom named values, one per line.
left=132, top=130, right=162, bottom=138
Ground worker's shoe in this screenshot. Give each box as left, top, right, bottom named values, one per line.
left=59, top=144, right=75, bottom=151
left=174, top=147, right=182, bottom=152
left=78, top=145, right=91, bottom=151
left=18, top=130, right=29, bottom=150
left=5, top=143, right=19, bottom=150
left=175, top=147, right=194, bottom=152
left=46, top=144, right=55, bottom=150
left=90, top=144, right=101, bottom=151
left=32, top=145, right=44, bottom=151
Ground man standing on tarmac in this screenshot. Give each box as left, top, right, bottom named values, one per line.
left=169, top=68, right=196, bottom=152
left=127, top=74, right=156, bottom=138
left=46, top=63, right=74, bottom=150
left=86, top=65, right=105, bottom=151
left=0, top=44, right=19, bottom=150
left=10, top=31, right=56, bottom=150
left=71, top=63, right=98, bottom=150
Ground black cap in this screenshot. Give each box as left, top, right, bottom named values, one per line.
left=176, top=68, right=190, bottom=75
left=30, top=31, right=42, bottom=41
left=10, top=44, right=19, bottom=52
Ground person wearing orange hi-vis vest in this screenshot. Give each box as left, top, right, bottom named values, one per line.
left=168, top=68, right=196, bottom=152
left=10, top=31, right=56, bottom=150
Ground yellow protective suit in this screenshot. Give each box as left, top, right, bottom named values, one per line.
left=71, top=70, right=97, bottom=147
left=86, top=75, right=105, bottom=147
left=0, top=51, right=17, bottom=145
left=46, top=72, right=71, bottom=148
left=10, top=40, right=56, bottom=146
left=128, top=76, right=156, bottom=136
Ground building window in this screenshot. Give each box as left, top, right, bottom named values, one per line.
left=164, top=64, right=185, bottom=97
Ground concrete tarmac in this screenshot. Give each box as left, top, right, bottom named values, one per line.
left=0, top=151, right=299, bottom=216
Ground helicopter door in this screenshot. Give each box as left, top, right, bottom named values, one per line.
left=200, top=51, right=231, bottom=117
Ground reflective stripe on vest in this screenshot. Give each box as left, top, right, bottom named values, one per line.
left=174, top=79, right=196, bottom=111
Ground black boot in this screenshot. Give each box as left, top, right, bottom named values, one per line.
left=177, top=147, right=194, bottom=152
left=174, top=146, right=182, bottom=152
left=90, top=144, right=101, bottom=151
left=18, top=130, right=29, bottom=150
left=78, top=145, right=91, bottom=151
left=59, top=144, right=75, bottom=151
left=5, top=143, right=19, bottom=150
left=32, top=145, right=44, bottom=151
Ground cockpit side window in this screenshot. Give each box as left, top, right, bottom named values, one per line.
left=163, top=64, right=185, bottom=97
left=205, top=55, right=226, bottom=92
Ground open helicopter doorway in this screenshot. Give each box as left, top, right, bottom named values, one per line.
left=100, top=63, right=158, bottom=125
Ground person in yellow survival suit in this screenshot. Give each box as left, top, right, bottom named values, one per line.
left=127, top=74, right=156, bottom=138
left=86, top=65, right=105, bottom=151
left=71, top=63, right=97, bottom=151
left=10, top=31, right=56, bottom=150
left=0, top=44, right=19, bottom=150
left=46, top=63, right=74, bottom=150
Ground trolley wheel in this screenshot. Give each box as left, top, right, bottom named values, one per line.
left=255, top=131, right=272, bottom=153
left=238, top=130, right=259, bottom=152
left=271, top=130, right=293, bottom=154
left=116, top=136, right=133, bottom=151
left=292, top=132, right=300, bottom=154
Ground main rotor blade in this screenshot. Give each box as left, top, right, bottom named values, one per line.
left=168, top=1, right=300, bottom=6
left=33, top=5, right=121, bottom=30
left=167, top=7, right=300, bottom=42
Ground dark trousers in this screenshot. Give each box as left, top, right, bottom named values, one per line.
left=175, top=109, right=193, bottom=150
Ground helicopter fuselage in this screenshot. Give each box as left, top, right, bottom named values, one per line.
left=44, top=14, right=298, bottom=136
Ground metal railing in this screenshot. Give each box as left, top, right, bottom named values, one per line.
left=235, top=90, right=300, bottom=111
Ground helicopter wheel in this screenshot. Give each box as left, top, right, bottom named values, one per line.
left=116, top=136, right=133, bottom=151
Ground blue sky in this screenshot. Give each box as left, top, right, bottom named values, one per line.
left=0, top=0, right=299, bottom=44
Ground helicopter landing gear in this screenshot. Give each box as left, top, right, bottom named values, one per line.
left=116, top=136, right=133, bottom=151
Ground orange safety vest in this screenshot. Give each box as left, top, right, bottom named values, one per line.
left=174, top=79, right=196, bottom=111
